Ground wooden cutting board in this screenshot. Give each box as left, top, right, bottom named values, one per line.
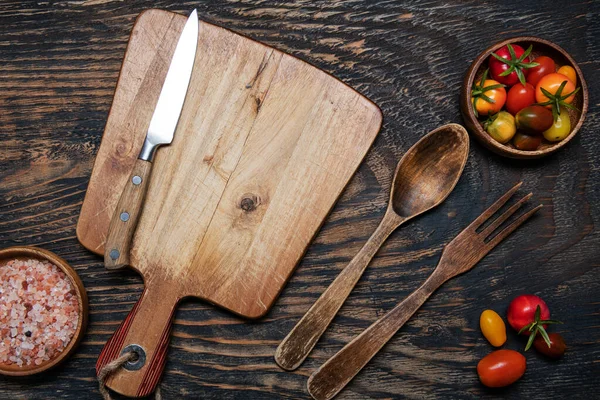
left=76, top=9, right=381, bottom=397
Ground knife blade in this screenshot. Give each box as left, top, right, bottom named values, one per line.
left=104, top=9, right=199, bottom=270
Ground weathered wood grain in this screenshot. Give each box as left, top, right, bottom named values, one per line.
left=275, top=124, right=468, bottom=372
left=1, top=0, right=599, bottom=399
left=307, top=183, right=542, bottom=400
left=82, top=9, right=381, bottom=397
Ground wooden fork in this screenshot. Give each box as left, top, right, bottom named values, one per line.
left=307, top=182, right=542, bottom=400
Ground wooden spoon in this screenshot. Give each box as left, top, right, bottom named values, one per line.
left=274, top=123, right=469, bottom=371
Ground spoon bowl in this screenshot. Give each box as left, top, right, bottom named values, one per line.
left=274, top=123, right=469, bottom=371
left=391, top=124, right=470, bottom=218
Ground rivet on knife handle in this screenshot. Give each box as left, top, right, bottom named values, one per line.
left=104, top=159, right=153, bottom=269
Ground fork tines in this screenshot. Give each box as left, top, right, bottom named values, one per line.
left=472, top=182, right=543, bottom=246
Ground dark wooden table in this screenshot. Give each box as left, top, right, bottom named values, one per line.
left=1, top=1, right=598, bottom=399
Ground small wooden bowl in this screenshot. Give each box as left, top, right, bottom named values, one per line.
left=0, top=246, right=88, bottom=376
left=460, top=37, right=588, bottom=159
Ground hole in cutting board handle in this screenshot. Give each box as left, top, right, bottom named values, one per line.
left=121, top=344, right=146, bottom=371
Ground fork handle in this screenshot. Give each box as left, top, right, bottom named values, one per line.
left=307, top=269, right=447, bottom=400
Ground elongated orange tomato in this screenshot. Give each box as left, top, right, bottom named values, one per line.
left=480, top=310, right=507, bottom=347
left=477, top=350, right=526, bottom=388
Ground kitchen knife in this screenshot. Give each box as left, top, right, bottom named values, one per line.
left=104, top=9, right=198, bottom=270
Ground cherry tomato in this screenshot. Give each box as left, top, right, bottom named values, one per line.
left=515, top=105, right=554, bottom=134
left=533, top=333, right=566, bottom=359
left=513, top=132, right=541, bottom=151
left=477, top=350, right=526, bottom=388
left=543, top=108, right=571, bottom=142
left=557, top=65, right=577, bottom=86
left=472, top=79, right=507, bottom=116
left=526, top=56, right=556, bottom=87
left=486, top=111, right=516, bottom=144
left=507, top=294, right=550, bottom=334
left=480, top=310, right=507, bottom=347
left=536, top=73, right=577, bottom=105
left=506, top=83, right=536, bottom=115
left=489, top=44, right=536, bottom=86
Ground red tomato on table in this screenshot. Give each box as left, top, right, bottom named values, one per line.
left=507, top=294, right=550, bottom=333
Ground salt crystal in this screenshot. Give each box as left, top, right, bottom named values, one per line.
left=0, top=258, right=79, bottom=368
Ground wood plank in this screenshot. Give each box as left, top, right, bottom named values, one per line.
left=76, top=8, right=381, bottom=396
left=0, top=0, right=599, bottom=399
left=77, top=9, right=382, bottom=320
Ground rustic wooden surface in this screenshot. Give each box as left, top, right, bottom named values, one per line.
left=0, top=0, right=598, bottom=399
left=275, top=124, right=468, bottom=372
left=84, top=9, right=380, bottom=396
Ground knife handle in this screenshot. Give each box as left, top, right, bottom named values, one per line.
left=104, top=158, right=153, bottom=270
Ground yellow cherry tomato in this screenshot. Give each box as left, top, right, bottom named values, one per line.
left=557, top=65, right=577, bottom=86
left=480, top=310, right=507, bottom=347
left=486, top=111, right=516, bottom=144
left=543, top=108, right=571, bottom=142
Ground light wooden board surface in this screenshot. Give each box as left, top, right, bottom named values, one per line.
left=77, top=8, right=381, bottom=318
left=75, top=8, right=381, bottom=397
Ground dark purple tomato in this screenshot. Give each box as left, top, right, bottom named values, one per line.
left=533, top=333, right=566, bottom=359
left=513, top=132, right=542, bottom=151
left=516, top=105, right=554, bottom=135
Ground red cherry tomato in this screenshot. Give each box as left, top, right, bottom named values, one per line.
left=506, top=83, right=536, bottom=115
left=477, top=350, right=526, bottom=388
left=489, top=44, right=534, bottom=86
left=507, top=294, right=550, bottom=334
left=526, top=56, right=556, bottom=87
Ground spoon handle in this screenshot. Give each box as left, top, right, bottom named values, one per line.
left=307, top=269, right=447, bottom=400
left=275, top=209, right=402, bottom=371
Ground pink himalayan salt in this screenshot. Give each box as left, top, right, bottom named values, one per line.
left=0, top=258, right=79, bottom=367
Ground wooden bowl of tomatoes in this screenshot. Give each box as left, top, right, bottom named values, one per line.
left=460, top=37, right=588, bottom=159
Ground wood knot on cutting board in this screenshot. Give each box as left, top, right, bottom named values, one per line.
left=239, top=193, right=260, bottom=212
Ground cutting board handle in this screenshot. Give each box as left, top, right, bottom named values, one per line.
left=96, top=283, right=180, bottom=398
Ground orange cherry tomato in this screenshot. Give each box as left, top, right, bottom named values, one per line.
left=557, top=65, right=577, bottom=86
left=472, top=79, right=507, bottom=116
left=477, top=350, right=526, bottom=388
left=480, top=310, right=507, bottom=347
left=535, top=73, right=576, bottom=106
